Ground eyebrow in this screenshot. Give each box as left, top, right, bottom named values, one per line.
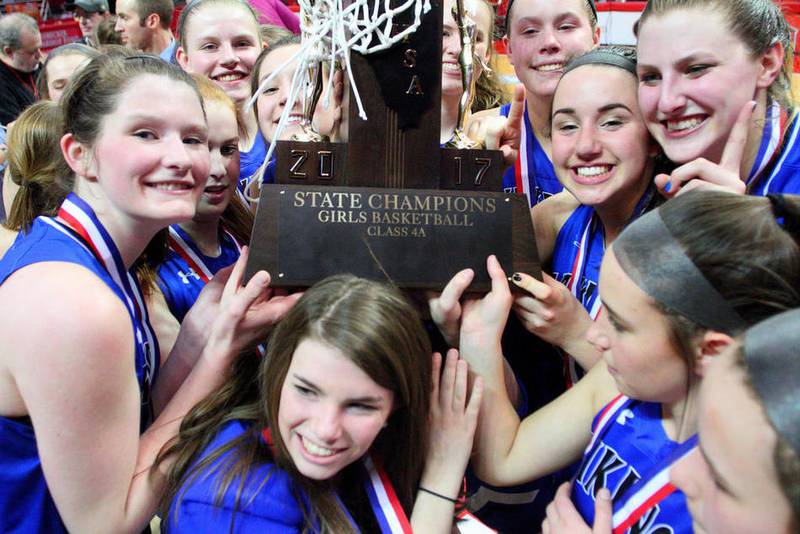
left=638, top=52, right=715, bottom=73
left=553, top=103, right=632, bottom=119
left=601, top=300, right=628, bottom=327
left=293, top=374, right=386, bottom=405
left=698, top=442, right=735, bottom=495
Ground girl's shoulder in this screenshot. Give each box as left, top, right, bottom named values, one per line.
left=168, top=420, right=307, bottom=532
left=531, top=191, right=581, bottom=262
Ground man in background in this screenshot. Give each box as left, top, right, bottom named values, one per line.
left=115, top=0, right=175, bottom=61
left=0, top=14, right=41, bottom=125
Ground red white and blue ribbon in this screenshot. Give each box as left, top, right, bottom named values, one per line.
left=363, top=455, right=414, bottom=534
left=585, top=394, right=629, bottom=454
left=610, top=434, right=698, bottom=534
left=48, top=192, right=160, bottom=400
left=514, top=100, right=532, bottom=202
left=167, top=225, right=242, bottom=283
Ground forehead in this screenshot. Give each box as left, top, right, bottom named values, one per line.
left=555, top=64, right=637, bottom=109
left=115, top=0, right=138, bottom=15
left=111, top=74, right=206, bottom=124
left=259, top=44, right=301, bottom=78
left=47, top=53, right=89, bottom=77
left=637, top=8, right=744, bottom=64
left=204, top=99, right=238, bottom=133
left=186, top=4, right=259, bottom=40
left=599, top=246, right=661, bottom=320
left=510, top=0, right=589, bottom=24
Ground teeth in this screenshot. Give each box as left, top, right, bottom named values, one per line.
left=576, top=165, right=611, bottom=177
left=535, top=63, right=563, bottom=72
left=667, top=117, right=704, bottom=132
left=302, top=436, right=336, bottom=457
left=442, top=63, right=461, bottom=73
left=151, top=183, right=192, bottom=191
left=216, top=73, right=245, bottom=82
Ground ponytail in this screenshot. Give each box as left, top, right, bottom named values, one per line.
left=4, top=102, right=72, bottom=233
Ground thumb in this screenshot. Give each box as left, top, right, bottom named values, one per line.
left=593, top=488, right=613, bottom=534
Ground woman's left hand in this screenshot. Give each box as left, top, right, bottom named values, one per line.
left=422, top=350, right=484, bottom=497
left=541, top=482, right=612, bottom=534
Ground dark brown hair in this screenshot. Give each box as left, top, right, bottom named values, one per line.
left=157, top=275, right=432, bottom=533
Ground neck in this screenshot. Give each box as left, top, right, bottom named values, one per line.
left=440, top=92, right=461, bottom=144
left=526, top=91, right=553, bottom=144
left=660, top=388, right=698, bottom=443
left=596, top=171, right=653, bottom=244
left=145, top=29, right=172, bottom=55
left=72, top=182, right=158, bottom=269
left=178, top=217, right=222, bottom=257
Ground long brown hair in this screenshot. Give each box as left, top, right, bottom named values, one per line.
left=157, top=275, right=432, bottom=533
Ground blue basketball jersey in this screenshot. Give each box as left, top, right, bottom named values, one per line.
left=748, top=103, right=800, bottom=196
left=157, top=224, right=241, bottom=322
left=0, top=208, right=158, bottom=533
left=239, top=131, right=267, bottom=190
left=571, top=396, right=693, bottom=534
left=500, top=101, right=562, bottom=206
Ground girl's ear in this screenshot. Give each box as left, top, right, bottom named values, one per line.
left=694, top=331, right=735, bottom=377
left=61, top=133, right=98, bottom=181
left=176, top=46, right=189, bottom=70
left=756, top=41, right=785, bottom=90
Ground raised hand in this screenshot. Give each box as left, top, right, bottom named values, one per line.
left=655, top=100, right=755, bottom=197
left=541, top=482, right=612, bottom=534
left=467, top=84, right=525, bottom=167
left=427, top=268, right=475, bottom=347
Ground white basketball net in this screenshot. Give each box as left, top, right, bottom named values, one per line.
left=244, top=0, right=431, bottom=197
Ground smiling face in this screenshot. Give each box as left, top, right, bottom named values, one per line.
left=278, top=338, right=394, bottom=481
left=255, top=43, right=304, bottom=142
left=87, top=74, right=210, bottom=226
left=194, top=100, right=239, bottom=222
left=46, top=53, right=91, bottom=102
left=587, top=248, right=690, bottom=405
left=506, top=0, right=598, bottom=100
left=636, top=8, right=765, bottom=165
left=669, top=346, right=793, bottom=534
left=441, top=0, right=493, bottom=98
left=551, top=64, right=653, bottom=207
left=177, top=4, right=262, bottom=107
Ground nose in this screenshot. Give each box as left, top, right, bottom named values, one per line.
left=208, top=148, right=226, bottom=180
left=575, top=123, right=602, bottom=161
left=219, top=42, right=238, bottom=66
left=114, top=18, right=123, bottom=32
left=443, top=30, right=460, bottom=59
left=658, top=76, right=687, bottom=117
left=586, top=321, right=610, bottom=353
left=312, top=404, right=343, bottom=443
left=163, top=134, right=194, bottom=175
left=538, top=26, right=561, bottom=55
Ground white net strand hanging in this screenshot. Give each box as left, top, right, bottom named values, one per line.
left=243, top=0, right=431, bottom=201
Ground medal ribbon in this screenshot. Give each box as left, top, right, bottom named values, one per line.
left=55, top=193, right=160, bottom=395
left=363, top=455, right=413, bottom=534
left=584, top=394, right=629, bottom=454
left=610, top=434, right=698, bottom=534
left=514, top=100, right=532, bottom=202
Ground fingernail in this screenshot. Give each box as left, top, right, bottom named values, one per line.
left=664, top=182, right=672, bottom=193
left=512, top=273, right=522, bottom=282
left=597, top=488, right=611, bottom=501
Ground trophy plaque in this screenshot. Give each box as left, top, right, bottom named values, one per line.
left=246, top=0, right=540, bottom=290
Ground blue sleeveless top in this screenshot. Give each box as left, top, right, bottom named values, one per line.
left=157, top=225, right=241, bottom=322
left=500, top=102, right=562, bottom=206
left=571, top=397, right=693, bottom=534
left=748, top=106, right=800, bottom=196
left=167, top=420, right=316, bottom=533
left=239, top=131, right=268, bottom=188
left=0, top=215, right=156, bottom=534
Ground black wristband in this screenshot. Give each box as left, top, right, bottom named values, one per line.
left=418, top=486, right=458, bottom=504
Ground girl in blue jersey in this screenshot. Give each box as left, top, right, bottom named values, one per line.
left=0, top=54, right=298, bottom=533
left=512, top=48, right=661, bottom=376
left=156, top=75, right=253, bottom=323
left=470, top=0, right=599, bottom=204
left=158, top=275, right=483, bottom=533
left=637, top=0, right=800, bottom=197
left=448, top=191, right=800, bottom=534
left=176, top=0, right=268, bottom=186
left=543, top=307, right=800, bottom=534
